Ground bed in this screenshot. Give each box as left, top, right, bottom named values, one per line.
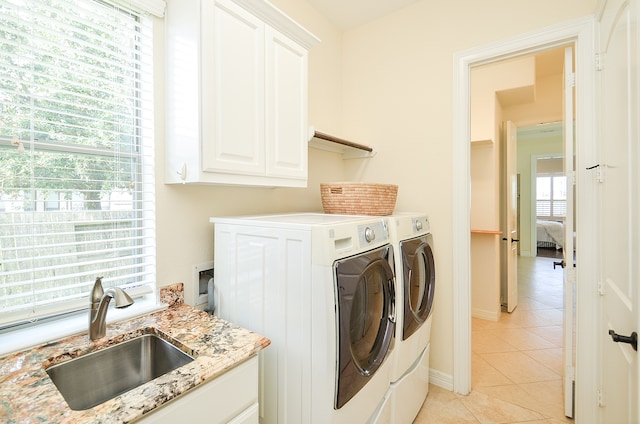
left=536, top=219, right=565, bottom=250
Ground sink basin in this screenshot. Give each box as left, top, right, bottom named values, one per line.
left=46, top=334, right=195, bottom=410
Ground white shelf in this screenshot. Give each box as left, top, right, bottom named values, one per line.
left=308, top=127, right=376, bottom=159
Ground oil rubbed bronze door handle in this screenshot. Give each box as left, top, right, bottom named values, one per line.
left=609, top=329, right=638, bottom=351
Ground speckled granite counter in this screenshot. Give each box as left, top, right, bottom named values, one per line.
left=0, top=303, right=270, bottom=423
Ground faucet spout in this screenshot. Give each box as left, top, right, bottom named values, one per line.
left=89, top=277, right=134, bottom=340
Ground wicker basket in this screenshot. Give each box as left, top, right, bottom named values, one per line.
left=320, top=182, right=398, bottom=216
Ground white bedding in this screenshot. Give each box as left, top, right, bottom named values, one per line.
left=536, top=220, right=565, bottom=249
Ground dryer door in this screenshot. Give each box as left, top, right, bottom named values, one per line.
left=402, top=234, right=435, bottom=340
left=334, top=245, right=395, bottom=409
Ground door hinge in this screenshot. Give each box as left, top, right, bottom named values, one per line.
left=595, top=52, right=604, bottom=71
left=598, top=279, right=606, bottom=296
left=566, top=72, right=576, bottom=87
left=566, top=364, right=575, bottom=379
left=568, top=170, right=576, bottom=186
left=597, top=388, right=606, bottom=407
left=596, top=167, right=605, bottom=183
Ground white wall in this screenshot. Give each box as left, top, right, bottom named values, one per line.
left=338, top=0, right=596, bottom=380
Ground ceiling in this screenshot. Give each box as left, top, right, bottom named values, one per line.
left=305, top=0, right=421, bottom=30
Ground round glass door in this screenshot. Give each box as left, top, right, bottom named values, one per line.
left=349, top=257, right=394, bottom=375
left=408, top=242, right=435, bottom=322
left=334, top=246, right=395, bottom=409
left=403, top=237, right=435, bottom=340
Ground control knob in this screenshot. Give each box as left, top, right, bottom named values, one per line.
left=364, top=227, right=375, bottom=243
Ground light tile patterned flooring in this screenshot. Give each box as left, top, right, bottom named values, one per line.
left=414, top=255, right=573, bottom=424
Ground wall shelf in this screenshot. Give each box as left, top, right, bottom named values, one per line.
left=308, top=127, right=376, bottom=159
left=471, top=139, right=493, bottom=146
left=471, top=229, right=502, bottom=235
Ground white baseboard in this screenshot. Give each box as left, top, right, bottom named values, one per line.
left=472, top=307, right=500, bottom=321
left=429, top=368, right=453, bottom=391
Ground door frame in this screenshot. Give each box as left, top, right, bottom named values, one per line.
left=452, top=16, right=599, bottom=422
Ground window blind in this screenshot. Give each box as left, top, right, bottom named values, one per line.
left=0, top=0, right=156, bottom=326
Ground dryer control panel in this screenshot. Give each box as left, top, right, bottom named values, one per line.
left=412, top=216, right=430, bottom=235
left=358, top=220, right=389, bottom=246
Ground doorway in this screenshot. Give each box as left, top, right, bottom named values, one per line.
left=452, top=17, right=598, bottom=423
left=469, top=47, right=569, bottom=417
left=532, top=153, right=566, bottom=260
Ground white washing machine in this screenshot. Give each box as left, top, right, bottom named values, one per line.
left=387, top=214, right=435, bottom=423
left=211, top=213, right=397, bottom=424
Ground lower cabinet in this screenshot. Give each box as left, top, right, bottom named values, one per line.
left=137, top=356, right=258, bottom=424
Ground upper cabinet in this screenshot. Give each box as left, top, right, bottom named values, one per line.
left=166, top=0, right=319, bottom=187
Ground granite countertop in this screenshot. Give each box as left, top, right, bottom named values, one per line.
left=0, top=300, right=270, bottom=423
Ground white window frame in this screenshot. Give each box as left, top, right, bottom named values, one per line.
left=536, top=172, right=567, bottom=220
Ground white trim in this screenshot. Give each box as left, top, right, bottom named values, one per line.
left=234, top=0, right=320, bottom=48
left=472, top=307, right=500, bottom=322
left=429, top=368, right=454, bottom=392
left=453, top=16, right=599, bottom=422
left=125, top=0, right=166, bottom=17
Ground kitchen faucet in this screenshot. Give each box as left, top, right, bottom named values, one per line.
left=89, top=276, right=134, bottom=340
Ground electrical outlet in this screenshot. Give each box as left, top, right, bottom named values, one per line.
left=193, top=261, right=214, bottom=307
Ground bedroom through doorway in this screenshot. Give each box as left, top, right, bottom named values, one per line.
left=534, top=155, right=566, bottom=260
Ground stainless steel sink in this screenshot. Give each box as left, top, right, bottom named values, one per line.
left=46, top=334, right=195, bottom=410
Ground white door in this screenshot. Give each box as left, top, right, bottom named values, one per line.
left=597, top=0, right=640, bottom=422
left=502, top=121, right=518, bottom=313
left=562, top=46, right=576, bottom=419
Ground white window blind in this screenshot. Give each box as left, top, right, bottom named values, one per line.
left=536, top=175, right=567, bottom=218
left=0, top=0, right=156, bottom=327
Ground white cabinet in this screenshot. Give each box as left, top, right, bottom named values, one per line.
left=166, top=0, right=319, bottom=187
left=137, top=356, right=259, bottom=424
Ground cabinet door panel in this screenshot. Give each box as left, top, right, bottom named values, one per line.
left=265, top=27, right=308, bottom=180
left=201, top=0, right=265, bottom=175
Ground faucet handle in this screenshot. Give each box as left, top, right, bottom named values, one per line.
left=90, top=276, right=104, bottom=303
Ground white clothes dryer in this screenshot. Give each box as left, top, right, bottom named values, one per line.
left=387, top=213, right=435, bottom=424
left=211, top=213, right=397, bottom=424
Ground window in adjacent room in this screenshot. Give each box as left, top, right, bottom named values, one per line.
left=536, top=174, right=567, bottom=219
left=0, top=0, right=163, bottom=331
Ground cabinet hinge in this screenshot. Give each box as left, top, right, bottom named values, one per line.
left=598, top=280, right=606, bottom=296
left=595, top=52, right=604, bottom=71
left=597, top=388, right=606, bottom=407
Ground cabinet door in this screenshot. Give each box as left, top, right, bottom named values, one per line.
left=201, top=0, right=265, bottom=176
left=265, top=27, right=308, bottom=180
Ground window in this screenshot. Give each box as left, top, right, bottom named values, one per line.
left=0, top=0, right=161, bottom=328
left=536, top=175, right=567, bottom=218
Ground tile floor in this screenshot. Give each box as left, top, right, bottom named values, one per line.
left=414, top=255, right=573, bottom=424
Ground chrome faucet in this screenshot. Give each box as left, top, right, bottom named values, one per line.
left=89, top=276, right=134, bottom=340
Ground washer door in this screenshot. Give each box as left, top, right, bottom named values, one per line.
left=402, top=234, right=435, bottom=340
left=334, top=245, right=395, bottom=409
